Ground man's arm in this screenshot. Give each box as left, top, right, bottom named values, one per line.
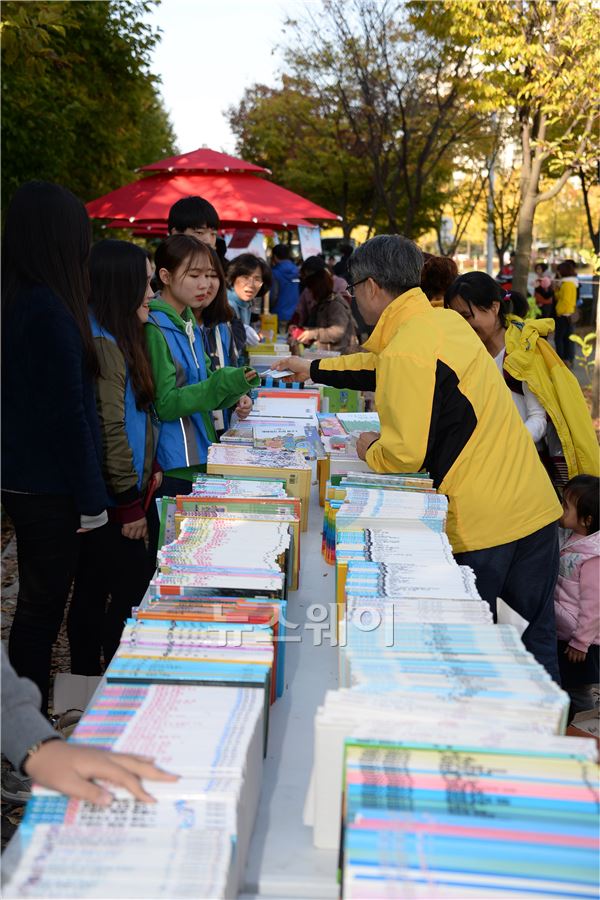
left=309, top=353, right=377, bottom=391
left=366, top=352, right=435, bottom=473
left=272, top=352, right=377, bottom=390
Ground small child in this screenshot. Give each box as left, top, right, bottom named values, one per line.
left=554, top=475, right=600, bottom=717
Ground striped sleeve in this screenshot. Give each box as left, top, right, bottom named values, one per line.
left=309, top=352, right=377, bottom=391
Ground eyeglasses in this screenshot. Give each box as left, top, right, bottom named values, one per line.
left=238, top=275, right=263, bottom=286
left=347, top=276, right=369, bottom=298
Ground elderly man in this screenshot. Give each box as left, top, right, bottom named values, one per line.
left=276, top=235, right=562, bottom=680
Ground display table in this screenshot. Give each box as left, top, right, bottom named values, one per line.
left=241, top=480, right=338, bottom=899
left=1, top=482, right=338, bottom=899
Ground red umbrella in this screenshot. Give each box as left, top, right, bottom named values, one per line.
left=138, top=147, right=270, bottom=175
left=87, top=172, right=341, bottom=229
left=106, top=220, right=307, bottom=237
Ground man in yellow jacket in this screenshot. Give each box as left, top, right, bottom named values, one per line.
left=277, top=235, right=563, bottom=681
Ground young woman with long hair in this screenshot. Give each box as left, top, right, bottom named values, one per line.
left=68, top=239, right=160, bottom=673
left=145, top=235, right=259, bottom=563
left=192, top=243, right=246, bottom=433
left=1, top=181, right=108, bottom=712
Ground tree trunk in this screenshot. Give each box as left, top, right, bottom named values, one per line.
left=513, top=195, right=536, bottom=296
left=342, top=221, right=353, bottom=240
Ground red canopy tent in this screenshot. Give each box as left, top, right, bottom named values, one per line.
left=108, top=220, right=307, bottom=238
left=138, top=147, right=271, bottom=175
left=87, top=148, right=341, bottom=230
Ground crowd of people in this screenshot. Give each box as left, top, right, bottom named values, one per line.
left=1, top=181, right=598, bottom=805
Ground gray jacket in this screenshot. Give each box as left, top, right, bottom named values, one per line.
left=1, top=644, right=60, bottom=770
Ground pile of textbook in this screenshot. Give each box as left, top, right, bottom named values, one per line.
left=5, top=392, right=325, bottom=898
left=5, top=484, right=299, bottom=898
left=7, top=682, right=263, bottom=898
left=305, top=471, right=599, bottom=899
left=218, top=387, right=325, bottom=463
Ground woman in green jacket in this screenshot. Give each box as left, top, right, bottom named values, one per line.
left=145, top=234, right=259, bottom=564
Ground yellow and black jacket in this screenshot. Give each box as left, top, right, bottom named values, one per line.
left=310, top=287, right=561, bottom=553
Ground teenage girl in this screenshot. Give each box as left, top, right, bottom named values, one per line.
left=1, top=181, right=108, bottom=711
left=192, top=244, right=247, bottom=433
left=146, top=234, right=259, bottom=563
left=68, top=240, right=160, bottom=672
left=554, top=475, right=599, bottom=717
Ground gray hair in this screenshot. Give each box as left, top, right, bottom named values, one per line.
left=348, top=235, right=423, bottom=298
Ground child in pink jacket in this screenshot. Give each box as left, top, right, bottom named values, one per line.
left=555, top=475, right=599, bottom=716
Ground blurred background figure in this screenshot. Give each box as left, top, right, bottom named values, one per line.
left=333, top=242, right=353, bottom=280
left=421, top=255, right=459, bottom=308
left=270, top=244, right=300, bottom=330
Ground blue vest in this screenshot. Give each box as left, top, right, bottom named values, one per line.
left=200, top=322, right=235, bottom=432
left=89, top=315, right=147, bottom=497
left=149, top=310, right=212, bottom=470
left=271, top=259, right=300, bottom=321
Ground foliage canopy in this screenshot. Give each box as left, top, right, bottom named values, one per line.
left=1, top=1, right=176, bottom=209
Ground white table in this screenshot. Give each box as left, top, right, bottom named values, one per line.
left=241, top=480, right=339, bottom=899
left=2, top=483, right=340, bottom=900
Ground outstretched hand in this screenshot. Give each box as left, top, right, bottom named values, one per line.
left=271, top=357, right=312, bottom=383
left=24, top=741, right=179, bottom=805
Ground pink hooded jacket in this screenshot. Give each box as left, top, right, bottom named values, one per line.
left=554, top=528, right=600, bottom=652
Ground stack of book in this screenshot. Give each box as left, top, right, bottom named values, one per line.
left=6, top=462, right=303, bottom=896
left=303, top=472, right=599, bottom=898
left=160, top=485, right=302, bottom=589
left=206, top=445, right=312, bottom=530
left=9, top=682, right=266, bottom=898
left=4, top=827, right=236, bottom=899
left=220, top=419, right=325, bottom=460
left=316, top=412, right=381, bottom=484
left=341, top=733, right=600, bottom=899
left=322, top=474, right=440, bottom=565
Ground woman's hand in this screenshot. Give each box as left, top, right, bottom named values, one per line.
left=244, top=368, right=258, bottom=384
left=235, top=395, right=253, bottom=420
left=24, top=741, right=179, bottom=806
left=149, top=471, right=163, bottom=491
left=297, top=330, right=314, bottom=344
left=565, top=644, right=587, bottom=664
left=122, top=516, right=148, bottom=541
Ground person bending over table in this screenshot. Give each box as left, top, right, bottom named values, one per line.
left=273, top=235, right=563, bottom=682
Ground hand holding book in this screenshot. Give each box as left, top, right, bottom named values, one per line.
left=272, top=356, right=312, bottom=383
left=356, top=431, right=380, bottom=460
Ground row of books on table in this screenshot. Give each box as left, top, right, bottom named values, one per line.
left=306, top=471, right=599, bottom=898
left=6, top=389, right=327, bottom=898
